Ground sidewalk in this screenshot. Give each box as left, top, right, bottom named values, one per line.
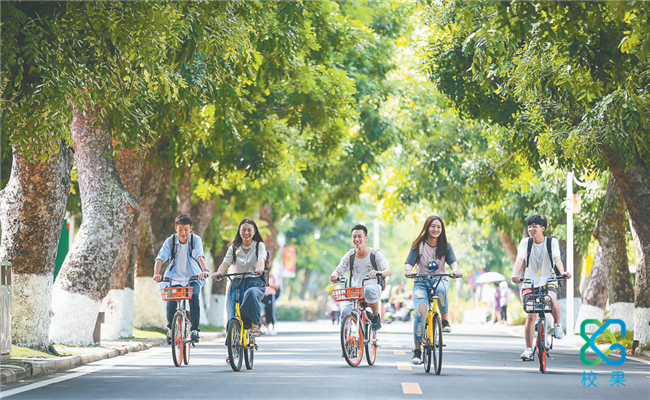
left=1, top=332, right=224, bottom=385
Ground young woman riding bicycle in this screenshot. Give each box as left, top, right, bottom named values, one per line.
left=404, top=215, right=461, bottom=365
left=213, top=218, right=268, bottom=357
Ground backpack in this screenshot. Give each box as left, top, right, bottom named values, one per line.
left=526, top=237, right=561, bottom=276
left=231, top=241, right=270, bottom=285
left=349, top=248, right=386, bottom=290
left=162, top=234, right=196, bottom=275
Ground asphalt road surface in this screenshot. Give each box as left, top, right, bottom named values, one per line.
left=2, top=321, right=649, bottom=400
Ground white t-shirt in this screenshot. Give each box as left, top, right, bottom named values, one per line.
left=516, top=237, right=561, bottom=288
left=172, top=242, right=192, bottom=287
left=335, top=248, right=389, bottom=287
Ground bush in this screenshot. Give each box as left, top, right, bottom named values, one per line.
left=275, top=301, right=325, bottom=322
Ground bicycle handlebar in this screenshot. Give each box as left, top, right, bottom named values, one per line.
left=162, top=275, right=200, bottom=284
left=406, top=273, right=463, bottom=279
left=515, top=276, right=567, bottom=285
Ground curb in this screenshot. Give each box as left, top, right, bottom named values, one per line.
left=1, top=339, right=164, bottom=385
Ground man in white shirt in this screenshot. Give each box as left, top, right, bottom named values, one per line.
left=511, top=215, right=571, bottom=361
left=330, top=224, right=392, bottom=331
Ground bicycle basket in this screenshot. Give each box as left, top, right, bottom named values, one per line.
left=522, top=292, right=553, bottom=313
left=161, top=286, right=193, bottom=301
left=332, top=287, right=365, bottom=302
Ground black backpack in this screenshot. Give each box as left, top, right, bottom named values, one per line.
left=348, top=248, right=386, bottom=290
left=162, top=234, right=196, bottom=274
left=231, top=241, right=270, bottom=285
left=526, top=237, right=561, bottom=276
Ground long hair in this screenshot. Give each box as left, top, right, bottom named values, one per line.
left=230, top=218, right=265, bottom=248
left=411, top=215, right=448, bottom=259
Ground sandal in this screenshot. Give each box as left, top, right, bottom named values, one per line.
left=250, top=326, right=262, bottom=337
left=226, top=357, right=230, bottom=365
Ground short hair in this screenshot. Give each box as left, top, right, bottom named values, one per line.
left=175, top=214, right=193, bottom=226
left=526, top=214, right=547, bottom=229
left=350, top=224, right=368, bottom=236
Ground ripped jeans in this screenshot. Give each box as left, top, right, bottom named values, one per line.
left=412, top=277, right=449, bottom=343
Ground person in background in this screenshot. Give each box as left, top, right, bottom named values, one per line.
left=262, top=269, right=279, bottom=335
left=499, top=281, right=510, bottom=324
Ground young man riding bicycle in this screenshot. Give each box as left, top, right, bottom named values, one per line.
left=330, top=224, right=392, bottom=331
left=511, top=215, right=571, bottom=361
left=153, top=214, right=210, bottom=344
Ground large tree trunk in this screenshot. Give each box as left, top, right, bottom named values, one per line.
left=134, top=139, right=174, bottom=329
left=299, top=268, right=312, bottom=300
left=604, top=147, right=650, bottom=345
left=497, top=230, right=521, bottom=303
left=0, top=141, right=72, bottom=349
left=259, top=203, right=280, bottom=263
left=50, top=104, right=139, bottom=345
left=593, top=173, right=634, bottom=332
left=576, top=247, right=608, bottom=333
left=100, top=144, right=144, bottom=340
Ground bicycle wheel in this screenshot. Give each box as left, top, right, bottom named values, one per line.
left=244, top=331, right=255, bottom=370
left=422, top=315, right=432, bottom=373
left=182, top=318, right=191, bottom=365
left=227, top=319, right=243, bottom=372
left=365, top=324, right=377, bottom=366
left=432, top=313, right=443, bottom=375
left=171, top=312, right=184, bottom=367
left=341, top=314, right=363, bottom=367
left=538, top=316, right=546, bottom=373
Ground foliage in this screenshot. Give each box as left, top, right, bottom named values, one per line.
left=275, top=301, right=322, bottom=322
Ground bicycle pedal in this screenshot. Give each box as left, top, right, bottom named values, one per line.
left=192, top=343, right=196, bottom=347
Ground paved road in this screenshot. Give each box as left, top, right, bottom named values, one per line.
left=2, top=321, right=648, bottom=400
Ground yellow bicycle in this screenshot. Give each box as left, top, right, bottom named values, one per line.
left=220, top=272, right=260, bottom=372
left=408, top=273, right=460, bottom=375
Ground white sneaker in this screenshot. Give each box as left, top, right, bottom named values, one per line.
left=269, top=329, right=278, bottom=336
left=554, top=324, right=565, bottom=339
left=520, top=347, right=534, bottom=361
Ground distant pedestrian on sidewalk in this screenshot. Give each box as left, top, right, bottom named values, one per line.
left=262, top=269, right=279, bottom=335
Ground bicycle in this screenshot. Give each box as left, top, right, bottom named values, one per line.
left=518, top=275, right=566, bottom=373
left=218, top=272, right=261, bottom=372
left=407, top=273, right=461, bottom=375
left=331, top=277, right=379, bottom=367
left=160, top=276, right=199, bottom=367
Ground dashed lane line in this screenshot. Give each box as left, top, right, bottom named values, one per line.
left=401, top=382, right=422, bottom=394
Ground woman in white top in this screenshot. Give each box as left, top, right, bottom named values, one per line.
left=213, top=218, right=267, bottom=337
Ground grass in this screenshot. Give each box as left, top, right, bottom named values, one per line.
left=594, top=329, right=650, bottom=351
left=199, top=324, right=224, bottom=332
left=129, top=327, right=166, bottom=339
left=10, top=345, right=80, bottom=358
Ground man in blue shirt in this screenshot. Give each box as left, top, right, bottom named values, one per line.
left=153, top=214, right=209, bottom=343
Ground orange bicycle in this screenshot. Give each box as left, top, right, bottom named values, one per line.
left=160, top=276, right=198, bottom=367
left=332, top=278, right=378, bottom=367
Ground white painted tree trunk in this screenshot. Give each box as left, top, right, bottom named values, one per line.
left=575, top=303, right=605, bottom=334
left=120, top=287, right=135, bottom=338
left=607, top=302, right=635, bottom=334
left=49, top=281, right=101, bottom=346
left=558, top=297, right=581, bottom=333
left=199, top=288, right=209, bottom=326
left=133, top=277, right=166, bottom=329
left=99, top=289, right=125, bottom=340
left=207, top=294, right=227, bottom=328
left=11, top=274, right=53, bottom=347
left=634, top=307, right=650, bottom=347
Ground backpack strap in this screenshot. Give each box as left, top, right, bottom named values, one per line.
left=370, top=249, right=378, bottom=270
left=525, top=237, right=533, bottom=270
left=546, top=237, right=561, bottom=275
left=348, top=249, right=356, bottom=280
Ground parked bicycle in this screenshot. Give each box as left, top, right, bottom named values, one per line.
left=160, top=276, right=199, bottom=367
left=218, top=272, right=261, bottom=372
left=332, top=278, right=379, bottom=367
left=518, top=275, right=566, bottom=373
left=407, top=273, right=461, bottom=375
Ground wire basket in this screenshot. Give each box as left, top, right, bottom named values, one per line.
left=522, top=292, right=553, bottom=313
left=161, top=286, right=193, bottom=301
left=332, top=286, right=365, bottom=302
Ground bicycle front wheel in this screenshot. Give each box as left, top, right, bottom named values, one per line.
left=432, top=313, right=443, bottom=375
left=422, top=315, right=432, bottom=373
left=538, top=317, right=546, bottom=374
left=183, top=318, right=191, bottom=365
left=244, top=332, right=255, bottom=370
left=341, top=314, right=363, bottom=367
left=227, top=319, right=243, bottom=372
left=365, top=325, right=377, bottom=366
left=171, top=312, right=184, bottom=367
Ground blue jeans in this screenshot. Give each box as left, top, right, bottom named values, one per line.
left=227, top=277, right=265, bottom=329
left=412, top=277, right=449, bottom=343
left=166, top=281, right=200, bottom=331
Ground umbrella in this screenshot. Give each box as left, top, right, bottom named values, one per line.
left=475, top=271, right=507, bottom=284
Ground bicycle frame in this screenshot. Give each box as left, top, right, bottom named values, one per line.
left=411, top=274, right=451, bottom=348
left=223, top=272, right=261, bottom=349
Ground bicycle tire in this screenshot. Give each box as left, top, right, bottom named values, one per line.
left=365, top=325, right=377, bottom=366
left=432, top=313, right=443, bottom=375
left=227, top=319, right=243, bottom=372
left=538, top=316, right=546, bottom=374
left=341, top=314, right=363, bottom=367
left=422, top=315, right=432, bottom=373
left=183, top=318, right=191, bottom=365
left=244, top=331, right=254, bottom=370
left=171, top=312, right=183, bottom=367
